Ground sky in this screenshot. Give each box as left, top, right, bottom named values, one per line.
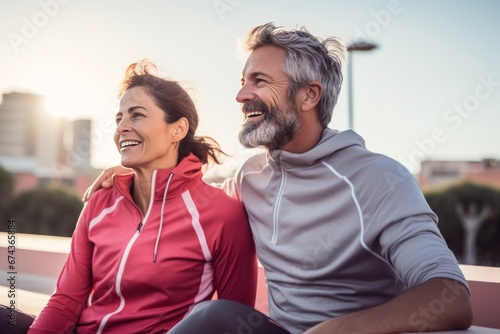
left=1, top=0, right=499, bottom=175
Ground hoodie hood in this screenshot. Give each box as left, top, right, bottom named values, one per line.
left=268, top=128, right=366, bottom=168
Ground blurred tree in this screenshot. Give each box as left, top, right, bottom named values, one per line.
left=0, top=165, right=14, bottom=227
left=8, top=183, right=83, bottom=237
left=424, top=181, right=500, bottom=267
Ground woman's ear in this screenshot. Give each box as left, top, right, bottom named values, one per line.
left=300, top=81, right=322, bottom=112
left=172, top=117, right=189, bottom=142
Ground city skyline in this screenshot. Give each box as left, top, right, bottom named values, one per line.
left=1, top=0, right=499, bottom=174
left=0, top=91, right=96, bottom=196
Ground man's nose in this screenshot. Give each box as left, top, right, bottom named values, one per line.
left=236, top=82, right=255, bottom=103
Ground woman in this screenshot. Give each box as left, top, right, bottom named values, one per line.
left=26, top=60, right=257, bottom=333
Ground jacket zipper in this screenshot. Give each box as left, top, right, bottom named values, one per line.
left=271, top=165, right=287, bottom=244
left=96, top=170, right=158, bottom=333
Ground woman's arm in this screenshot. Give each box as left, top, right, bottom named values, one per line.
left=28, top=207, right=94, bottom=333
left=213, top=199, right=257, bottom=306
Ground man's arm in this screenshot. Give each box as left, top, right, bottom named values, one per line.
left=82, top=166, right=132, bottom=201
left=304, top=277, right=472, bottom=334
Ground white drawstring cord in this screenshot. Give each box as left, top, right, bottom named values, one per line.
left=153, top=173, right=173, bottom=263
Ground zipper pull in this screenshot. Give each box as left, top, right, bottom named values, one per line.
left=137, top=222, right=143, bottom=232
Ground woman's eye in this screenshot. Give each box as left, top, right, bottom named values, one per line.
left=132, top=113, right=144, bottom=119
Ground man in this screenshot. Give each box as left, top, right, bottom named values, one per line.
left=86, top=23, right=472, bottom=334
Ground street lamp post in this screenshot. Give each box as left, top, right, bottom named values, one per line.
left=346, top=41, right=378, bottom=130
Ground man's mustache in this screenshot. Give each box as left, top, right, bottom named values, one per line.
left=241, top=101, right=269, bottom=113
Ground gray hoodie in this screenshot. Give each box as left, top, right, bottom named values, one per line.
left=225, top=128, right=467, bottom=334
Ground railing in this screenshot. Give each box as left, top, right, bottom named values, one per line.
left=0, top=232, right=70, bottom=294
left=1, top=232, right=499, bottom=330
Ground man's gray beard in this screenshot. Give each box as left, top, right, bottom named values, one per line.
left=239, top=107, right=299, bottom=151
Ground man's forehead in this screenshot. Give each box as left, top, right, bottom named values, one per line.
left=241, top=45, right=286, bottom=77
left=241, top=61, right=258, bottom=78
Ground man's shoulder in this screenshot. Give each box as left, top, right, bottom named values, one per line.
left=219, top=152, right=267, bottom=200
left=239, top=151, right=267, bottom=173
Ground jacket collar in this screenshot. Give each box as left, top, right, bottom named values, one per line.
left=112, top=153, right=203, bottom=201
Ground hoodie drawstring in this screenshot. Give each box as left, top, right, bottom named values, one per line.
left=153, top=173, right=174, bottom=263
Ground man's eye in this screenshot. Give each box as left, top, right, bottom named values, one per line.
left=132, top=113, right=144, bottom=119
left=115, top=117, right=122, bottom=124
left=255, top=78, right=265, bottom=85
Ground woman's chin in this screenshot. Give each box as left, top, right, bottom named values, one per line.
left=120, top=159, right=136, bottom=170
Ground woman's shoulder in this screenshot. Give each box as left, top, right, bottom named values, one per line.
left=85, top=186, right=128, bottom=214
left=194, top=180, right=239, bottom=202
left=192, top=181, right=245, bottom=214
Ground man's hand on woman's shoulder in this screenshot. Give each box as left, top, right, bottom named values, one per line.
left=83, top=166, right=133, bottom=202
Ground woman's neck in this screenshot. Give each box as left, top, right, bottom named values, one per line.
left=132, top=170, right=153, bottom=215
left=131, top=156, right=179, bottom=214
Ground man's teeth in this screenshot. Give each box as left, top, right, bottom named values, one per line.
left=246, top=111, right=264, bottom=118
left=121, top=141, right=141, bottom=148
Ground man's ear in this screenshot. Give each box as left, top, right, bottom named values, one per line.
left=300, top=81, right=322, bottom=112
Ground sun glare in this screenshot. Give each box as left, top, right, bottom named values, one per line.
left=44, top=94, right=78, bottom=118
left=37, top=66, right=96, bottom=120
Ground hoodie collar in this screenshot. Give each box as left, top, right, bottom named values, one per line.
left=268, top=128, right=366, bottom=169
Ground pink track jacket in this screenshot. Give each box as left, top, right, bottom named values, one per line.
left=29, top=154, right=257, bottom=333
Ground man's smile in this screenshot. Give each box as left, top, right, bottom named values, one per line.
left=243, top=111, right=265, bottom=124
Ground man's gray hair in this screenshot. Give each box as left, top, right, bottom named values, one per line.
left=243, top=22, right=346, bottom=128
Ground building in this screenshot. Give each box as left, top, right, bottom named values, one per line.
left=0, top=92, right=42, bottom=157
left=418, top=159, right=500, bottom=190
left=0, top=92, right=97, bottom=196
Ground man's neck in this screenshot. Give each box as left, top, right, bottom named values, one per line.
left=280, top=124, right=324, bottom=154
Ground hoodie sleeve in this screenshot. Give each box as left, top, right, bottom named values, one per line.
left=212, top=195, right=257, bottom=307
left=28, top=203, right=94, bottom=333
left=361, top=159, right=468, bottom=291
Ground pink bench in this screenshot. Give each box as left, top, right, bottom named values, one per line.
left=254, top=264, right=500, bottom=329
left=255, top=264, right=268, bottom=314
left=460, top=265, right=500, bottom=329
